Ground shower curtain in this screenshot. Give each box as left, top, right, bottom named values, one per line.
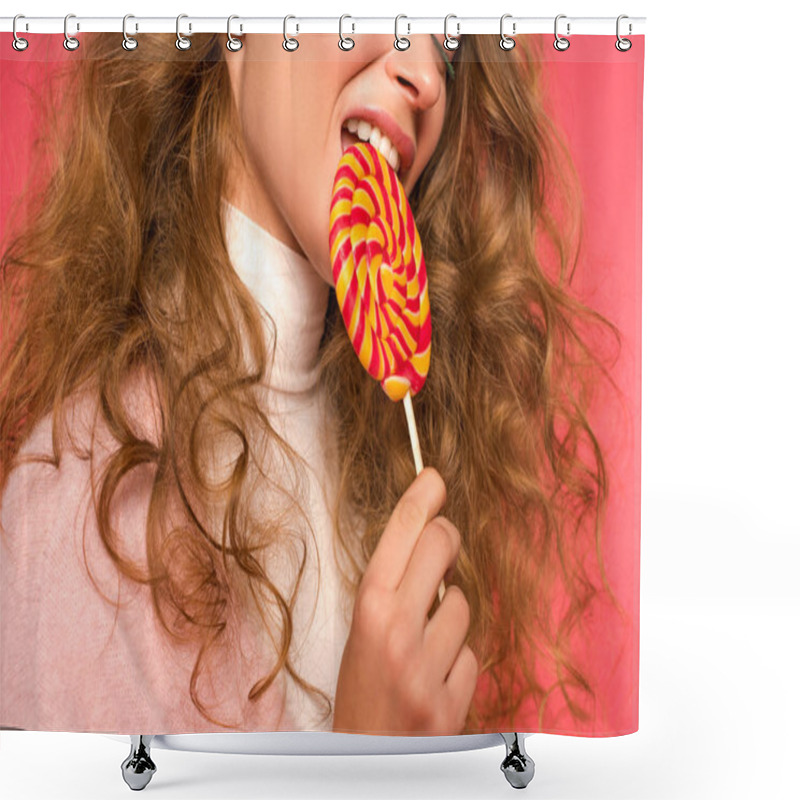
left=0, top=28, right=643, bottom=738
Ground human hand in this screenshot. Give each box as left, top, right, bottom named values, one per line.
left=332, top=467, right=478, bottom=735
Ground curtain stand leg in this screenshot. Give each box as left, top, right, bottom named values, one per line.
left=121, top=735, right=156, bottom=791
left=500, top=732, right=535, bottom=789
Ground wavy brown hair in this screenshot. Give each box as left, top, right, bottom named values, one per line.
left=1, top=33, right=628, bottom=732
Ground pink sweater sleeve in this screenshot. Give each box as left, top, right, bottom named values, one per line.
left=0, top=383, right=293, bottom=733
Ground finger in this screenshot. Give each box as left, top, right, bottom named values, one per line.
left=422, top=584, right=471, bottom=683
left=444, top=644, right=479, bottom=730
left=397, top=516, right=460, bottom=625
left=362, top=467, right=447, bottom=593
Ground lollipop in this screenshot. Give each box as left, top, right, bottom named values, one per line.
left=330, top=141, right=444, bottom=603
left=330, top=142, right=431, bottom=403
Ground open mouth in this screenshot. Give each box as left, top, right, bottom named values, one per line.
left=340, top=118, right=403, bottom=178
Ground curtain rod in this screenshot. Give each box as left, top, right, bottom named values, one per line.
left=1, top=16, right=646, bottom=37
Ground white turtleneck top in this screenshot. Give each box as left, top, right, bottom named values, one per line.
left=0, top=199, right=356, bottom=734
left=221, top=198, right=355, bottom=731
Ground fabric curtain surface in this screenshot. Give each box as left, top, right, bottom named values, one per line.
left=0, top=29, right=644, bottom=738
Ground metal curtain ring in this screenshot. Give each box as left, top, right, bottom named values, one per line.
left=283, top=15, right=299, bottom=51
left=394, top=15, right=410, bottom=51
left=122, top=14, right=138, bottom=51
left=499, top=14, right=515, bottom=51
left=339, top=15, right=355, bottom=50
left=64, top=13, right=79, bottom=51
left=444, top=14, right=460, bottom=51
left=227, top=15, right=242, bottom=52
left=12, top=14, right=29, bottom=51
left=616, top=14, right=632, bottom=51
left=176, top=14, right=192, bottom=50
left=554, top=14, right=570, bottom=51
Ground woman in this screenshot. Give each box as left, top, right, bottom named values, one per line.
left=0, top=31, right=621, bottom=735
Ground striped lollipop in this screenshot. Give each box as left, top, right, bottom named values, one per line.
left=329, top=141, right=431, bottom=404
left=330, top=141, right=445, bottom=604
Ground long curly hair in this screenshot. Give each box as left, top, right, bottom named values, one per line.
left=0, top=32, right=627, bottom=732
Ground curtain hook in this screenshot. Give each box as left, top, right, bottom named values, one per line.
left=339, top=14, right=355, bottom=51
left=176, top=14, right=192, bottom=50
left=64, top=13, right=80, bottom=51
left=554, top=14, right=570, bottom=51
left=394, top=15, right=410, bottom=51
left=283, top=15, right=299, bottom=51
left=499, top=14, right=515, bottom=51
left=444, top=14, right=460, bottom=51
left=12, top=14, right=29, bottom=52
left=122, top=14, right=138, bottom=51
left=227, top=15, right=243, bottom=52
left=616, top=14, right=632, bottom=51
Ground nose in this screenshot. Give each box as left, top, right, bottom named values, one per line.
left=385, top=40, right=443, bottom=113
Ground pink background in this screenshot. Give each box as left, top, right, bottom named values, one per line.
left=0, top=34, right=643, bottom=736
left=534, top=35, right=643, bottom=735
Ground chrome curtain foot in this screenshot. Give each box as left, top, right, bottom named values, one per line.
left=121, top=735, right=157, bottom=791
left=500, top=733, right=535, bottom=789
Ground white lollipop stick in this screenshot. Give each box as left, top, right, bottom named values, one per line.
left=403, top=392, right=446, bottom=605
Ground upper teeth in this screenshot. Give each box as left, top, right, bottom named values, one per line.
left=345, top=118, right=401, bottom=173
